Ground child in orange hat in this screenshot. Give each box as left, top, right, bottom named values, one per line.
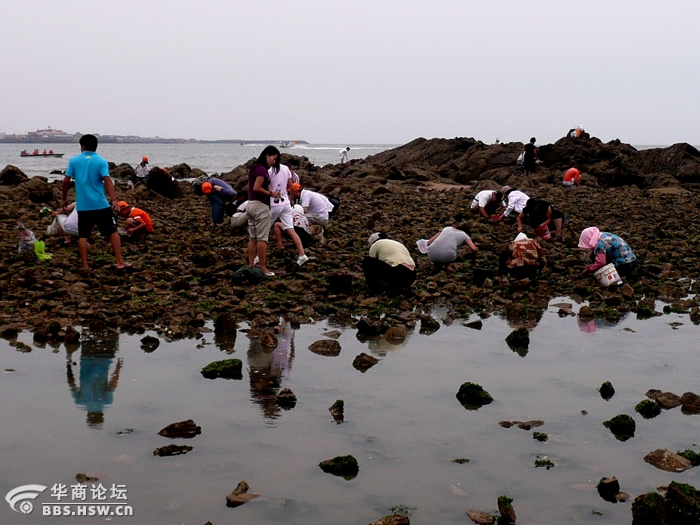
left=118, top=201, right=153, bottom=237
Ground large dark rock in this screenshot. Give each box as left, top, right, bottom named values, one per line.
left=0, top=165, right=29, bottom=185
left=147, top=168, right=181, bottom=199
left=109, top=163, right=135, bottom=180
left=168, top=163, right=192, bottom=179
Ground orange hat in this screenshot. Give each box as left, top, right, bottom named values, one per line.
left=201, top=182, right=213, bottom=195
left=142, top=156, right=149, bottom=162
left=118, top=201, right=129, bottom=209
left=292, top=183, right=302, bottom=192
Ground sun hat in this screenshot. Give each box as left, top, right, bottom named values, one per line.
left=201, top=182, right=213, bottom=195
left=578, top=227, right=602, bottom=249
left=501, top=186, right=512, bottom=194
left=368, top=232, right=381, bottom=247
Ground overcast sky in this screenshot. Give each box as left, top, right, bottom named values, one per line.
left=2, top=1, right=698, bottom=145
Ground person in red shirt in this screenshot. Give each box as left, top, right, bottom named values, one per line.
left=117, top=201, right=153, bottom=237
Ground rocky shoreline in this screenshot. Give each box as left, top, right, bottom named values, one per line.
left=1, top=134, right=699, bottom=342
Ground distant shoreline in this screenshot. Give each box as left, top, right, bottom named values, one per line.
left=0, top=136, right=310, bottom=145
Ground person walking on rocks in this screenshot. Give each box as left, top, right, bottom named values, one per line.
left=247, top=146, right=282, bottom=277
left=578, top=227, right=637, bottom=278
left=61, top=134, right=130, bottom=271
left=364, top=233, right=416, bottom=291
left=522, top=137, right=539, bottom=177
left=425, top=224, right=478, bottom=271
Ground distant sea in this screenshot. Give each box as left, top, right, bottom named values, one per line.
left=0, top=143, right=398, bottom=182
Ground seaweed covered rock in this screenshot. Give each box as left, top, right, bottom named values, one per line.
left=369, top=515, right=410, bottom=525
left=153, top=444, right=193, bottom=457
left=505, top=328, right=529, bottom=351
left=329, top=399, right=344, bottom=423
left=201, top=359, right=243, bottom=379
left=599, top=381, right=615, bottom=400
left=497, top=495, right=516, bottom=525
left=667, top=481, right=700, bottom=523
left=603, top=414, right=636, bottom=440
left=0, top=165, right=29, bottom=185
left=319, top=455, right=359, bottom=480
left=157, top=419, right=202, bottom=439
left=635, top=399, right=662, bottom=419
left=456, top=382, right=494, bottom=410
left=632, top=492, right=667, bottom=524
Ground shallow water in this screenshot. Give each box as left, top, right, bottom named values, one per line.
left=1, top=299, right=699, bottom=524
left=0, top=143, right=397, bottom=182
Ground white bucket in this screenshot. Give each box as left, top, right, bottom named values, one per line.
left=594, top=263, right=622, bottom=286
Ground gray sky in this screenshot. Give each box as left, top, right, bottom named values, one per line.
left=2, top=1, right=698, bottom=145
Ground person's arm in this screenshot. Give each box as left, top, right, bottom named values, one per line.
left=465, top=238, right=478, bottom=260
left=478, top=206, right=489, bottom=219
left=584, top=251, right=607, bottom=274
left=103, top=177, right=119, bottom=212
left=61, top=176, right=71, bottom=208
left=253, top=175, right=279, bottom=199
left=127, top=219, right=147, bottom=236
left=426, top=232, right=440, bottom=246
left=539, top=207, right=553, bottom=228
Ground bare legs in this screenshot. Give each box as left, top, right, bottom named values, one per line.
left=79, top=232, right=124, bottom=269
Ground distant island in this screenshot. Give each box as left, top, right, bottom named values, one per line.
left=0, top=127, right=308, bottom=145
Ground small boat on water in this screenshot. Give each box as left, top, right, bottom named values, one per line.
left=20, top=150, right=64, bottom=158
left=279, top=140, right=301, bottom=149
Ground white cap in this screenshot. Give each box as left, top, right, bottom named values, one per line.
left=368, top=232, right=381, bottom=246
left=293, top=204, right=303, bottom=214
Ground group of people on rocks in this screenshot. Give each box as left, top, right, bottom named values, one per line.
left=54, top=134, right=636, bottom=291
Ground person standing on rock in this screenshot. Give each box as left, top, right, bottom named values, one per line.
left=247, top=146, right=282, bottom=277
left=339, top=147, right=350, bottom=164
left=130, top=156, right=149, bottom=189
left=269, top=162, right=309, bottom=266
left=364, top=233, right=416, bottom=291
left=522, top=137, right=539, bottom=177
left=470, top=189, right=503, bottom=219
left=578, top=227, right=637, bottom=278
left=194, top=177, right=236, bottom=228
left=425, top=224, right=478, bottom=271
left=61, top=134, right=130, bottom=271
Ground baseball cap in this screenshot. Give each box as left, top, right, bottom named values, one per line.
left=201, top=182, right=213, bottom=195
left=292, top=183, right=302, bottom=192
left=368, top=232, right=381, bottom=246
left=118, top=201, right=129, bottom=209
left=142, top=156, right=149, bottom=162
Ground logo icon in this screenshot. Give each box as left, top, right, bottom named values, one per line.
left=6, top=485, right=47, bottom=514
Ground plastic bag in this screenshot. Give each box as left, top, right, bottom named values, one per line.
left=516, top=151, right=525, bottom=166
left=46, top=217, right=61, bottom=237
left=18, top=226, right=36, bottom=254
left=416, top=239, right=429, bottom=254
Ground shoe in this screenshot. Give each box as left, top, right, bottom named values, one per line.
left=253, top=256, right=259, bottom=266
left=264, top=271, right=275, bottom=277
left=297, top=255, right=309, bottom=266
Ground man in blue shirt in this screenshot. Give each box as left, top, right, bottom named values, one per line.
left=61, top=134, right=130, bottom=271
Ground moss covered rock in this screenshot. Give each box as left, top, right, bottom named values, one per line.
left=635, top=399, right=662, bottom=419
left=319, top=455, right=359, bottom=480
left=603, top=414, right=636, bottom=440
left=456, top=382, right=494, bottom=410
left=201, top=359, right=243, bottom=380
left=505, top=328, right=529, bottom=351
left=599, top=381, right=615, bottom=400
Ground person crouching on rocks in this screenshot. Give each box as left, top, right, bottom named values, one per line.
left=290, top=184, right=334, bottom=227
left=517, top=198, right=564, bottom=240
left=363, top=233, right=416, bottom=292
left=497, top=186, right=530, bottom=222
left=425, top=223, right=478, bottom=272
left=578, top=227, right=637, bottom=278
left=470, top=189, right=503, bottom=219
left=499, top=232, right=546, bottom=280
left=117, top=201, right=153, bottom=239
left=563, top=167, right=582, bottom=187
left=194, top=178, right=236, bottom=228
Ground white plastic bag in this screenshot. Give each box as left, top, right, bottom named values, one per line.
left=516, top=151, right=525, bottom=166
left=46, top=217, right=61, bottom=237
left=18, top=227, right=36, bottom=254
left=416, top=239, right=429, bottom=254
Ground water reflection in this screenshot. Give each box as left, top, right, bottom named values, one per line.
left=246, top=323, right=295, bottom=420
left=66, top=330, right=121, bottom=429
left=576, top=314, right=629, bottom=334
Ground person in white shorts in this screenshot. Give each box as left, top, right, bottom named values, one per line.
left=269, top=163, right=309, bottom=266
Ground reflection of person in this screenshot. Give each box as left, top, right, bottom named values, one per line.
left=66, top=332, right=121, bottom=429
left=364, top=233, right=416, bottom=291
left=578, top=227, right=637, bottom=278
left=194, top=178, right=236, bottom=228
left=517, top=198, right=564, bottom=240
left=247, top=146, right=282, bottom=277
left=470, top=190, right=503, bottom=219
left=426, top=224, right=477, bottom=271
left=339, top=147, right=350, bottom=163
left=499, top=233, right=546, bottom=280
left=61, top=134, right=129, bottom=270
left=247, top=324, right=295, bottom=419
left=522, top=137, right=538, bottom=176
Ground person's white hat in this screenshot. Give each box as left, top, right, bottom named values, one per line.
left=293, top=204, right=303, bottom=214
left=368, top=232, right=381, bottom=246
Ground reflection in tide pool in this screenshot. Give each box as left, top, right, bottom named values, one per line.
left=1, top=299, right=699, bottom=524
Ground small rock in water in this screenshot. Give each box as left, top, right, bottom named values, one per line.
left=276, top=388, right=297, bottom=408
left=466, top=510, right=494, bottom=525
left=419, top=315, right=440, bottom=334
left=153, top=444, right=193, bottom=457
left=464, top=319, right=483, bottom=330
left=681, top=392, right=700, bottom=414
left=369, top=515, right=410, bottom=525
left=75, top=473, right=99, bottom=483
left=319, top=455, right=359, bottom=480
left=597, top=477, right=621, bottom=502
left=384, top=325, right=407, bottom=344
left=644, top=449, right=693, bottom=472
left=603, top=415, right=636, bottom=441
left=353, top=352, right=379, bottom=372
left=322, top=330, right=342, bottom=339
left=225, top=480, right=260, bottom=508
left=516, top=420, right=544, bottom=430
left=599, top=381, right=615, bottom=400
left=329, top=399, right=344, bottom=423
left=451, top=458, right=470, bottom=464
left=308, top=339, right=341, bottom=356
left=260, top=330, right=278, bottom=349
left=140, top=335, right=160, bottom=352
left=497, top=495, right=516, bottom=524
left=201, top=359, right=243, bottom=380
left=157, top=419, right=202, bottom=439
left=456, top=382, right=494, bottom=410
